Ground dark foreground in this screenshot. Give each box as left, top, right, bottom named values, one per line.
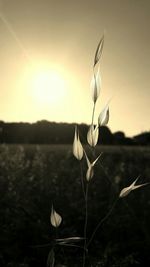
left=0, top=144, right=150, bottom=267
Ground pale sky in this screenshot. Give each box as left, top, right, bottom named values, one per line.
left=0, top=0, right=150, bottom=137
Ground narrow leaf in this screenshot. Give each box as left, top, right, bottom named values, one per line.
left=84, top=150, right=101, bottom=181
left=50, top=205, right=62, bottom=228
left=98, top=104, right=109, bottom=126
left=73, top=126, right=83, bottom=160
left=56, top=236, right=84, bottom=244
left=87, top=124, right=99, bottom=147
left=73, top=126, right=78, bottom=158
left=119, top=187, right=132, bottom=198
left=84, top=150, right=91, bottom=168
left=86, top=165, right=94, bottom=181
left=91, top=68, right=101, bottom=103
left=92, top=154, right=102, bottom=167
left=77, top=131, right=84, bottom=160
left=119, top=177, right=149, bottom=198
left=133, top=183, right=149, bottom=190
left=94, top=35, right=104, bottom=67
left=47, top=249, right=55, bottom=267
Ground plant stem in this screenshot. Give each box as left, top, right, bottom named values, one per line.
left=30, top=242, right=52, bottom=248
left=87, top=197, right=118, bottom=248
left=58, top=243, right=85, bottom=250
left=83, top=183, right=89, bottom=267
left=80, top=162, right=86, bottom=200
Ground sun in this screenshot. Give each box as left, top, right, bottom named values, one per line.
left=29, top=66, right=67, bottom=105
left=16, top=62, right=77, bottom=122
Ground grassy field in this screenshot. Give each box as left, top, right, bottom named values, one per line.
left=0, top=144, right=150, bottom=267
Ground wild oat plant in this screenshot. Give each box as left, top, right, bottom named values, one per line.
left=48, top=36, right=149, bottom=267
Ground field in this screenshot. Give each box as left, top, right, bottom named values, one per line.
left=0, top=144, right=150, bottom=267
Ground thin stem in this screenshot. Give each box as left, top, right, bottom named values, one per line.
left=80, top=161, right=86, bottom=200
left=99, top=162, right=117, bottom=192
left=30, top=242, right=52, bottom=248
left=87, top=197, right=118, bottom=248
left=83, top=183, right=89, bottom=267
left=122, top=199, right=150, bottom=242
left=55, top=226, right=58, bottom=240
left=84, top=184, right=89, bottom=241
left=58, top=243, right=85, bottom=250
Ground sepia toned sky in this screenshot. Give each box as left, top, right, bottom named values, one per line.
left=0, top=0, right=150, bottom=137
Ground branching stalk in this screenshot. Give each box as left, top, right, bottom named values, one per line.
left=87, top=197, right=118, bottom=247
left=80, top=162, right=86, bottom=200
left=83, top=183, right=89, bottom=267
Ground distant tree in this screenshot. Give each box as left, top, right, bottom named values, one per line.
left=113, top=131, right=125, bottom=145
left=113, top=131, right=134, bottom=145
left=98, top=126, right=113, bottom=144
left=133, top=132, right=150, bottom=145
left=0, top=120, right=149, bottom=145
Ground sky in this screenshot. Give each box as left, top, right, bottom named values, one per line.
left=0, top=0, right=150, bottom=137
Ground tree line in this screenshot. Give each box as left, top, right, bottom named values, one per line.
left=0, top=120, right=149, bottom=145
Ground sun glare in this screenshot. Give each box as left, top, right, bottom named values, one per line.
left=16, top=62, right=81, bottom=122
left=28, top=66, right=67, bottom=105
